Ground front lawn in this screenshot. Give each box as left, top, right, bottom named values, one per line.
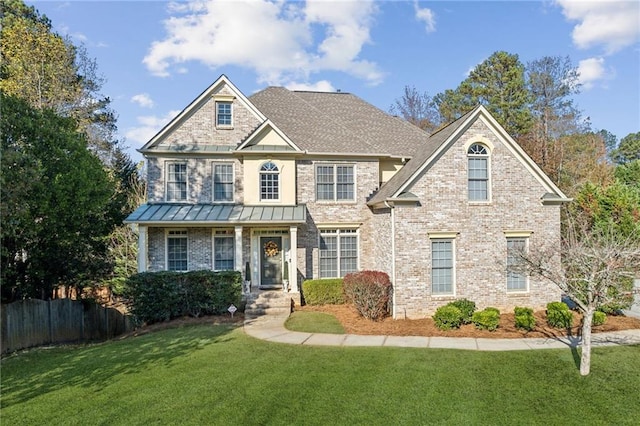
left=2, top=324, right=639, bottom=425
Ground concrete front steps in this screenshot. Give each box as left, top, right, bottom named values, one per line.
left=244, top=290, right=292, bottom=319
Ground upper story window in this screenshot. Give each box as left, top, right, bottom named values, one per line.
left=316, top=164, right=355, bottom=201
left=216, top=101, right=232, bottom=127
left=166, top=162, right=187, bottom=202
left=213, top=163, right=234, bottom=202
left=467, top=143, right=490, bottom=201
left=260, top=161, right=279, bottom=201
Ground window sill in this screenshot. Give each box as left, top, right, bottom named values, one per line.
left=468, top=201, right=492, bottom=206
left=216, top=125, right=234, bottom=130
left=507, top=290, right=530, bottom=295
left=315, top=200, right=358, bottom=205
left=431, top=294, right=456, bottom=299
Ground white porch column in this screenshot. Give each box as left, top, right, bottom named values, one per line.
left=289, top=226, right=299, bottom=293
left=137, top=225, right=148, bottom=273
left=234, top=226, right=243, bottom=274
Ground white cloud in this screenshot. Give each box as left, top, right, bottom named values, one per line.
left=577, top=57, right=613, bottom=89
left=285, top=80, right=335, bottom=92
left=414, top=2, right=436, bottom=33
left=131, top=93, right=154, bottom=108
left=556, top=0, right=640, bottom=54
left=143, top=0, right=383, bottom=86
left=125, top=110, right=181, bottom=147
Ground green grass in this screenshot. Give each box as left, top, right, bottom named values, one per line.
left=285, top=311, right=345, bottom=334
left=2, top=324, right=640, bottom=425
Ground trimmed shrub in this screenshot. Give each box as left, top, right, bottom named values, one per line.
left=343, top=271, right=392, bottom=321
left=302, top=279, right=345, bottom=305
left=124, top=271, right=242, bottom=324
left=472, top=307, right=500, bottom=331
left=433, top=305, right=463, bottom=330
left=450, top=299, right=476, bottom=324
left=514, top=306, right=536, bottom=331
left=546, top=301, right=574, bottom=329
left=593, top=311, right=607, bottom=326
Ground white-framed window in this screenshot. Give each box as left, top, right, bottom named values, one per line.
left=166, top=162, right=187, bottom=201
left=319, top=229, right=358, bottom=278
left=507, top=237, right=528, bottom=292
left=213, top=163, right=234, bottom=202
left=316, top=164, right=355, bottom=201
left=213, top=230, right=234, bottom=271
left=260, top=161, right=280, bottom=201
left=216, top=101, right=232, bottom=127
left=431, top=238, right=454, bottom=295
left=467, top=143, right=489, bottom=201
left=166, top=230, right=188, bottom=271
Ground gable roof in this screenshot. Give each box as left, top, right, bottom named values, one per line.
left=140, top=75, right=265, bottom=152
left=235, top=119, right=302, bottom=152
left=367, top=105, right=570, bottom=208
left=249, top=87, right=428, bottom=158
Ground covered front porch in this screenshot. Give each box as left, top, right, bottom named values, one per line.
left=124, top=203, right=307, bottom=295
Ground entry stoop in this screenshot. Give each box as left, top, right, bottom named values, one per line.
left=244, top=291, right=292, bottom=319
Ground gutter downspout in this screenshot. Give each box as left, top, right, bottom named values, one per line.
left=384, top=200, right=396, bottom=319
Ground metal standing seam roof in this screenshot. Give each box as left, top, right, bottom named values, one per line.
left=124, top=204, right=307, bottom=225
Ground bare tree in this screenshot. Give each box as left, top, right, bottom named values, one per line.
left=515, top=213, right=640, bottom=375
left=390, top=85, right=440, bottom=133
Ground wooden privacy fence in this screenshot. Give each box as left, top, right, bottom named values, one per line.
left=1, top=299, right=133, bottom=354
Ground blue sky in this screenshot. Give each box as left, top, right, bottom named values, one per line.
left=31, top=1, right=640, bottom=163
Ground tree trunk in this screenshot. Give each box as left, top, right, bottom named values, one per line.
left=580, top=307, right=594, bottom=376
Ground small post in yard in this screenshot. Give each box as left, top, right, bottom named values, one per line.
left=228, top=304, right=237, bottom=318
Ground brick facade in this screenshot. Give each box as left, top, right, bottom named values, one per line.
left=391, top=119, right=562, bottom=318
left=133, top=77, right=565, bottom=320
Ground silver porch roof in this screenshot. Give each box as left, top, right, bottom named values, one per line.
left=124, top=204, right=307, bottom=225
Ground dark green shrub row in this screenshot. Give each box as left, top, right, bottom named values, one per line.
left=546, top=301, right=574, bottom=329
left=593, top=311, right=607, bottom=326
left=472, top=307, right=500, bottom=331
left=301, top=279, right=345, bottom=305
left=124, top=271, right=242, bottom=324
left=343, top=271, right=391, bottom=321
left=514, top=306, right=536, bottom=331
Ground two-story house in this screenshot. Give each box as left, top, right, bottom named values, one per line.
left=125, top=75, right=569, bottom=318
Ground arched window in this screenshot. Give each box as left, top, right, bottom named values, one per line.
left=467, top=143, right=489, bottom=201
left=260, top=161, right=279, bottom=200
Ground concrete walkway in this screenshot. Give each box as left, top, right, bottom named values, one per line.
left=244, top=315, right=640, bottom=351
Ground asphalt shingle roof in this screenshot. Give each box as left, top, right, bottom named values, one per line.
left=248, top=88, right=429, bottom=157
left=367, top=106, right=480, bottom=206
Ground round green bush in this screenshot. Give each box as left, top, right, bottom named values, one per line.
left=432, top=305, right=463, bottom=330
left=546, top=302, right=573, bottom=329
left=514, top=306, right=536, bottom=331
left=449, top=299, right=476, bottom=324
left=472, top=308, right=500, bottom=331
left=592, top=311, right=607, bottom=326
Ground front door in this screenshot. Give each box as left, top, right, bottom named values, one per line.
left=260, top=236, right=282, bottom=289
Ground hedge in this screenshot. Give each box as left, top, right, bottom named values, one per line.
left=301, top=279, right=345, bottom=305
left=124, top=270, right=242, bottom=324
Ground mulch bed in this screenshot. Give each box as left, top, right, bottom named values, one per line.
left=295, top=304, right=640, bottom=339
